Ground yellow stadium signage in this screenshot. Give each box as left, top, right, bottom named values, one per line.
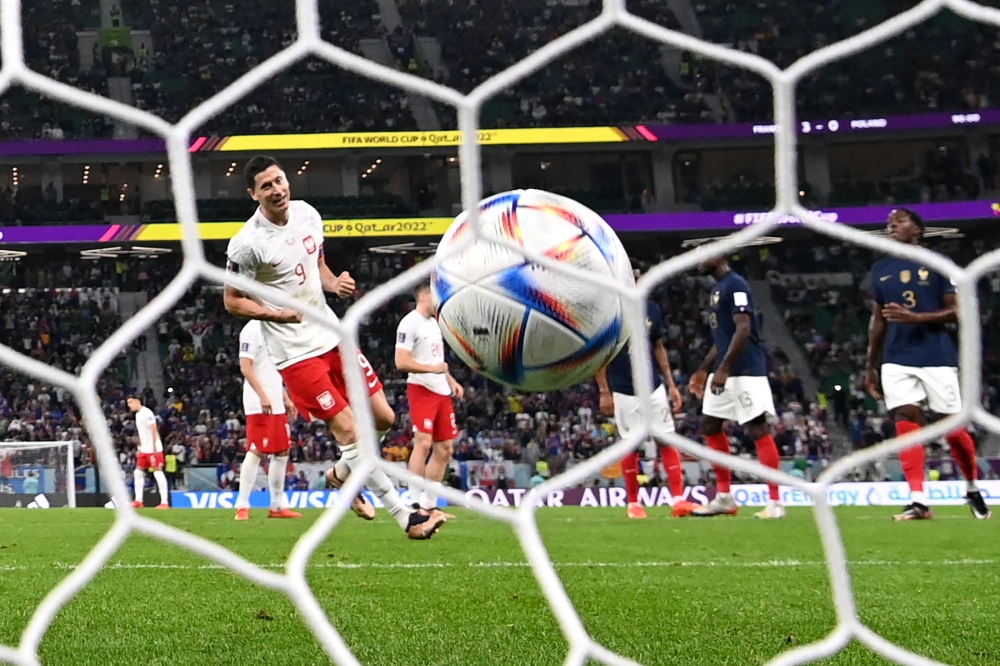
left=205, top=127, right=629, bottom=152
left=133, top=218, right=453, bottom=242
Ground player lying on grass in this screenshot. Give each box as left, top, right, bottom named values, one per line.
left=865, top=208, right=990, bottom=521
left=234, top=319, right=306, bottom=521
left=224, top=155, right=444, bottom=540
left=688, top=255, right=784, bottom=519
left=128, top=396, right=170, bottom=509
left=396, top=281, right=461, bottom=516
left=596, top=266, right=698, bottom=519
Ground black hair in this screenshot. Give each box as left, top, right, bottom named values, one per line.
left=895, top=207, right=925, bottom=234
left=243, top=155, right=281, bottom=190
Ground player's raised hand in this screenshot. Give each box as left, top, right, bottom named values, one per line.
left=865, top=366, right=882, bottom=400
left=598, top=390, right=614, bottom=417
left=335, top=271, right=356, bottom=298
left=881, top=302, right=919, bottom=323
left=688, top=369, right=707, bottom=399
left=709, top=368, right=728, bottom=395
left=273, top=307, right=303, bottom=324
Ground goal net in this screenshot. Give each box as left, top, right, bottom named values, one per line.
left=0, top=0, right=996, bottom=664
left=0, top=441, right=77, bottom=509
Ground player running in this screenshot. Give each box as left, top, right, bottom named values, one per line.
left=395, top=281, right=463, bottom=513
left=224, top=156, right=444, bottom=539
left=688, top=256, right=784, bottom=519
left=234, top=320, right=310, bottom=520
left=128, top=396, right=170, bottom=509
left=596, top=269, right=698, bottom=519
left=865, top=208, right=990, bottom=521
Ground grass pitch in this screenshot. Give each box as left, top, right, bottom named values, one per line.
left=1, top=506, right=999, bottom=665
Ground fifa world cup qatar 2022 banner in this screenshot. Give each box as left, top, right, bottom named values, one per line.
left=170, top=481, right=1000, bottom=510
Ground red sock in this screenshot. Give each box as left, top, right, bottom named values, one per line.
left=895, top=420, right=925, bottom=493
left=622, top=452, right=640, bottom=504
left=659, top=446, right=684, bottom=499
left=754, top=434, right=781, bottom=501
left=705, top=433, right=731, bottom=493
left=946, top=428, right=978, bottom=482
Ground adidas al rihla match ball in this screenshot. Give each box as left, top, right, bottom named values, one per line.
left=431, top=189, right=634, bottom=392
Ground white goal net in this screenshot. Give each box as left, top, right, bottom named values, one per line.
left=0, top=0, right=997, bottom=664
left=0, top=441, right=76, bottom=509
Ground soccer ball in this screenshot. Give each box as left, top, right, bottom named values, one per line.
left=431, top=189, right=634, bottom=392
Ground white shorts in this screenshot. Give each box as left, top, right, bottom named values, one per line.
left=613, top=384, right=675, bottom=439
left=881, top=363, right=961, bottom=414
left=701, top=374, right=776, bottom=425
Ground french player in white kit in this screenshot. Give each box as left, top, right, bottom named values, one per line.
left=127, top=396, right=170, bottom=509
left=395, top=281, right=463, bottom=512
left=224, top=156, right=444, bottom=540
left=234, top=320, right=305, bottom=520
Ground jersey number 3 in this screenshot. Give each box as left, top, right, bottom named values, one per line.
left=901, top=290, right=916, bottom=308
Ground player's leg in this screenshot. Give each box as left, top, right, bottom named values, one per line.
left=235, top=444, right=262, bottom=521
left=261, top=416, right=301, bottom=519
left=726, top=376, right=783, bottom=519
left=419, top=393, right=458, bottom=516
left=648, top=385, right=696, bottom=517
left=744, top=417, right=783, bottom=520
left=360, top=350, right=395, bottom=442
left=921, top=367, right=990, bottom=519
left=881, top=364, right=932, bottom=520
left=132, top=459, right=145, bottom=508
left=321, top=349, right=443, bottom=538
left=407, top=384, right=434, bottom=491
left=150, top=456, right=170, bottom=509
left=692, top=374, right=738, bottom=517
left=611, top=391, right=646, bottom=519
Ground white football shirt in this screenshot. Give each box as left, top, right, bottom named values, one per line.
left=395, top=310, right=451, bottom=395
left=134, top=407, right=162, bottom=454
left=239, top=320, right=286, bottom=416
left=226, top=200, right=340, bottom=369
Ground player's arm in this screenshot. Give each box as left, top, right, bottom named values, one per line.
left=239, top=356, right=273, bottom=414
left=689, top=345, right=717, bottom=399
left=394, top=347, right=447, bottom=374
left=711, top=313, right=751, bottom=390
left=654, top=339, right=683, bottom=412
left=882, top=292, right=958, bottom=324
left=224, top=285, right=302, bottom=323
left=446, top=370, right=465, bottom=400
left=317, top=248, right=355, bottom=298
left=595, top=364, right=614, bottom=417
left=865, top=275, right=888, bottom=398
left=283, top=388, right=298, bottom=419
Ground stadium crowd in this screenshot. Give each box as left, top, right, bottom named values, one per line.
left=5, top=0, right=1000, bottom=139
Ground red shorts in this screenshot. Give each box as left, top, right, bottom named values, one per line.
left=279, top=347, right=383, bottom=422
left=246, top=413, right=291, bottom=454
left=136, top=452, right=164, bottom=470
left=408, top=384, right=458, bottom=442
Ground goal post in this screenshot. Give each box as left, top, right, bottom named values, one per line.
left=0, top=441, right=78, bottom=509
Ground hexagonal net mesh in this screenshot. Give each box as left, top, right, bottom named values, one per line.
left=1, top=0, right=999, bottom=664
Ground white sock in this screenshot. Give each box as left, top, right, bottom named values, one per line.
left=420, top=482, right=441, bottom=511
left=237, top=451, right=261, bottom=509
left=153, top=470, right=169, bottom=505
left=911, top=490, right=927, bottom=505
left=339, top=441, right=409, bottom=529
left=269, top=455, right=289, bottom=510
left=133, top=469, right=144, bottom=503
left=968, top=478, right=979, bottom=492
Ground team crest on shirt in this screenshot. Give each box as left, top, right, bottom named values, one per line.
left=899, top=270, right=911, bottom=284
left=711, top=291, right=720, bottom=305
left=918, top=267, right=930, bottom=284
left=645, top=318, right=652, bottom=330
left=303, top=235, right=318, bottom=254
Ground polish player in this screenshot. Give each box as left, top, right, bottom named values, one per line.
left=234, top=319, right=309, bottom=520
left=224, top=155, right=444, bottom=539
left=395, top=281, right=463, bottom=513
left=595, top=268, right=698, bottom=519
left=865, top=208, right=989, bottom=521
left=688, top=256, right=784, bottom=519
left=128, top=396, right=169, bottom=509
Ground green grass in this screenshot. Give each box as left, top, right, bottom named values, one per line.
left=1, top=506, right=999, bottom=665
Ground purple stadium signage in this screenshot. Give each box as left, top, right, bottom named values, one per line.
left=0, top=137, right=167, bottom=156
left=1, top=200, right=996, bottom=244
left=645, top=109, right=999, bottom=141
